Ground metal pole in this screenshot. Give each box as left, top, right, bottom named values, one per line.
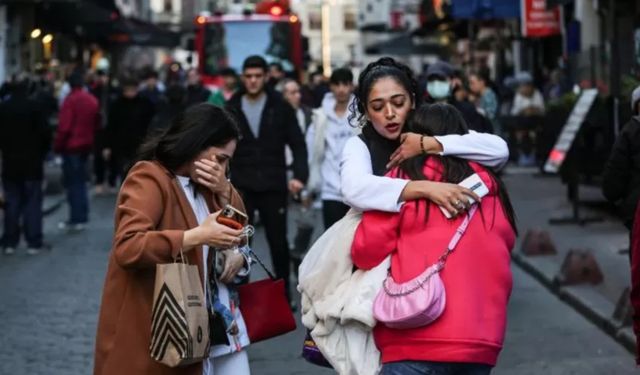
left=321, top=0, right=332, bottom=77
left=608, top=0, right=621, bottom=133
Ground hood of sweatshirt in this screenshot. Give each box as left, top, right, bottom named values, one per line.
left=321, top=92, right=355, bottom=123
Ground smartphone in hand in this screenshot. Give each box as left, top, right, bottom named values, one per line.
left=439, top=173, right=489, bottom=219
left=216, top=204, right=248, bottom=230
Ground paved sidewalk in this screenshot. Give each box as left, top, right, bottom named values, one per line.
left=502, top=167, right=636, bottom=352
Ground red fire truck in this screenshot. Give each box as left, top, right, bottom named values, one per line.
left=194, top=0, right=303, bottom=87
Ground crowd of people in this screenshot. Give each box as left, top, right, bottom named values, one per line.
left=0, top=53, right=590, bottom=375
left=89, top=54, right=516, bottom=375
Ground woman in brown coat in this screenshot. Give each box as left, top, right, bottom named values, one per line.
left=94, top=104, right=249, bottom=375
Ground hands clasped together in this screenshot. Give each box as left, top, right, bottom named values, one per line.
left=388, top=133, right=480, bottom=218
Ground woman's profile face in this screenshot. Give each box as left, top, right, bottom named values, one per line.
left=366, top=77, right=413, bottom=140
left=188, top=139, right=237, bottom=180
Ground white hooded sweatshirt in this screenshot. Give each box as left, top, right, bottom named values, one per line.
left=306, top=92, right=359, bottom=202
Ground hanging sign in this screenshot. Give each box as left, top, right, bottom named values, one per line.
left=521, top=0, right=562, bottom=38
left=544, top=89, right=598, bottom=174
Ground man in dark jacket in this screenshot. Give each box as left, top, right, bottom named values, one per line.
left=424, top=61, right=493, bottom=134
left=602, top=86, right=640, bottom=230
left=185, top=69, right=210, bottom=107
left=630, top=204, right=640, bottom=360
left=0, top=76, right=51, bottom=255
left=138, top=70, right=164, bottom=107
left=227, top=55, right=308, bottom=303
left=54, top=73, right=100, bottom=231
left=103, top=78, right=155, bottom=179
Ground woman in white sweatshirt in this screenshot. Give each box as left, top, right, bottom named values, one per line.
left=341, top=57, right=508, bottom=215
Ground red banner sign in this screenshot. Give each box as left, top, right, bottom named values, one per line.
left=521, top=0, right=562, bottom=38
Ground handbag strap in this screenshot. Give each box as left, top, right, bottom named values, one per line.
left=435, top=204, right=478, bottom=271
left=241, top=225, right=277, bottom=280
left=382, top=205, right=478, bottom=296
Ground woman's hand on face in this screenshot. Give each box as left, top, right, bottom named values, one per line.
left=218, top=250, right=245, bottom=284
left=422, top=181, right=480, bottom=218
left=387, top=133, right=424, bottom=169
left=194, top=158, right=229, bottom=195
left=199, top=211, right=243, bottom=249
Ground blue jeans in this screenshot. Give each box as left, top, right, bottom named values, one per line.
left=62, top=154, right=89, bottom=224
left=381, top=361, right=492, bottom=375
left=1, top=179, right=43, bottom=248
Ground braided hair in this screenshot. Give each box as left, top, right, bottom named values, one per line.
left=348, top=57, right=420, bottom=128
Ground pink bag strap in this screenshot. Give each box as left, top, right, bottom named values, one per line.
left=435, top=204, right=478, bottom=270
left=381, top=204, right=479, bottom=297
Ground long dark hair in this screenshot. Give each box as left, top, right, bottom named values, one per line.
left=349, top=57, right=420, bottom=176
left=396, top=103, right=517, bottom=233
left=135, top=103, right=240, bottom=172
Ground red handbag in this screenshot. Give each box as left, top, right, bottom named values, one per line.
left=237, top=249, right=297, bottom=343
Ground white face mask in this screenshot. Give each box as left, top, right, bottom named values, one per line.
left=427, top=80, right=451, bottom=100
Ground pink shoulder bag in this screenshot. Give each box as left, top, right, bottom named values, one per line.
left=373, top=205, right=478, bottom=329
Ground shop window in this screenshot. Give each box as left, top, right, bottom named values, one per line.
left=309, top=7, right=322, bottom=30
left=344, top=6, right=357, bottom=30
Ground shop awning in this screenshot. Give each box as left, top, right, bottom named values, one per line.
left=36, top=0, right=179, bottom=47
left=451, top=0, right=520, bottom=20
left=37, top=0, right=119, bottom=37
left=105, top=18, right=180, bottom=47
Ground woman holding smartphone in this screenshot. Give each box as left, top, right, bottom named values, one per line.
left=95, top=103, right=252, bottom=375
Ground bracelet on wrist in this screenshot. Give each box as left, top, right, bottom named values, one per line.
left=420, top=136, right=427, bottom=155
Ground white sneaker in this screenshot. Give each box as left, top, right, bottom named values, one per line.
left=3, top=247, right=15, bottom=255
left=58, top=222, right=87, bottom=232
left=26, top=248, right=41, bottom=255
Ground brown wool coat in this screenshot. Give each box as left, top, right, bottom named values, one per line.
left=94, top=160, right=245, bottom=375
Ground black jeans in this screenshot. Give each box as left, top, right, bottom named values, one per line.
left=94, top=148, right=118, bottom=187
left=322, top=200, right=350, bottom=229
left=1, top=179, right=43, bottom=248
left=240, top=190, right=291, bottom=297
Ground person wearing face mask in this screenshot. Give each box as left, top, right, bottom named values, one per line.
left=425, top=61, right=493, bottom=134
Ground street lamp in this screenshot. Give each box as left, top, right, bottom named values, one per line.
left=42, top=34, right=53, bottom=61
left=31, top=28, right=42, bottom=39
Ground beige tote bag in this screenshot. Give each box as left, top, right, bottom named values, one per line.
left=150, top=257, right=209, bottom=367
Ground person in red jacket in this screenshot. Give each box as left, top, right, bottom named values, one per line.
left=54, top=73, right=100, bottom=231
left=351, top=103, right=517, bottom=375
left=630, top=203, right=640, bottom=364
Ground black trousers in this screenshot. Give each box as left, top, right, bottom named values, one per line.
left=94, top=148, right=118, bottom=186
left=240, top=190, right=291, bottom=297
left=322, top=200, right=350, bottom=229
left=2, top=179, right=43, bottom=248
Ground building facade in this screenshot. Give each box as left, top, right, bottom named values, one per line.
left=291, top=0, right=362, bottom=71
